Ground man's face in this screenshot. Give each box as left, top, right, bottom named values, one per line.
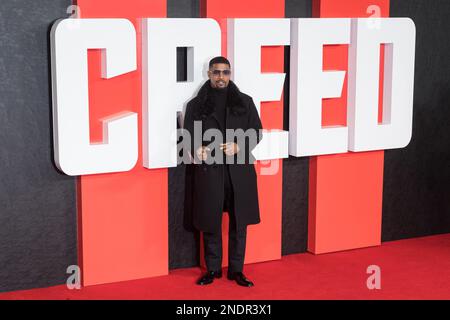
left=208, top=63, right=231, bottom=89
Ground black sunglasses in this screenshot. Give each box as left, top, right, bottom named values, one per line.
left=211, top=69, right=231, bottom=76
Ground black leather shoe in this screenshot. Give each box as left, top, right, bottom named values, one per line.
left=227, top=271, right=254, bottom=287
left=196, top=270, right=222, bottom=285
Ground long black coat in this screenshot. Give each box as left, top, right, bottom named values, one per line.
left=183, top=80, right=263, bottom=233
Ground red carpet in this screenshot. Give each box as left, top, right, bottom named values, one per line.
left=1, top=234, right=449, bottom=300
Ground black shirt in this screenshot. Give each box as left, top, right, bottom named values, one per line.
left=210, top=86, right=228, bottom=135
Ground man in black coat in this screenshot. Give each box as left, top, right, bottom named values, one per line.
left=183, top=56, right=263, bottom=287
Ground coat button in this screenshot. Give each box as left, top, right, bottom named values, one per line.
left=203, top=167, right=207, bottom=171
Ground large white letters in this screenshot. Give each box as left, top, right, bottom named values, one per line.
left=50, top=17, right=416, bottom=176
left=289, top=18, right=416, bottom=157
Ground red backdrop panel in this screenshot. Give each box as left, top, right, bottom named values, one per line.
left=200, top=0, right=284, bottom=268
left=74, top=0, right=168, bottom=286
left=308, top=0, right=389, bottom=254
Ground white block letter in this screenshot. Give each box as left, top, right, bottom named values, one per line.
left=142, top=18, right=221, bottom=169
left=289, top=18, right=351, bottom=157
left=227, top=18, right=290, bottom=160
left=348, top=18, right=416, bottom=151
left=51, top=18, right=138, bottom=176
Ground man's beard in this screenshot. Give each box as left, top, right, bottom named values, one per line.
left=214, top=81, right=228, bottom=89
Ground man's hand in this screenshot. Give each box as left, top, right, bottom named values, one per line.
left=196, top=146, right=210, bottom=161
left=220, top=142, right=240, bottom=156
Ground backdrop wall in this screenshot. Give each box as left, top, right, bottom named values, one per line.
left=0, top=0, right=448, bottom=292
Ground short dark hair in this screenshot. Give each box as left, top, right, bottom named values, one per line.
left=209, top=56, right=231, bottom=69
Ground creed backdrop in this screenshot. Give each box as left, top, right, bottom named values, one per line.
left=0, top=0, right=448, bottom=292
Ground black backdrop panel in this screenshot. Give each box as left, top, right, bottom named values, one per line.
left=0, top=0, right=76, bottom=293
left=167, top=0, right=201, bottom=270
left=382, top=0, right=450, bottom=240
left=282, top=0, right=311, bottom=255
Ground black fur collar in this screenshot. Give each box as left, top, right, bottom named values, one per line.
left=193, top=80, right=248, bottom=120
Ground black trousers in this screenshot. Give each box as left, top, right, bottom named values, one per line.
left=202, top=164, right=247, bottom=273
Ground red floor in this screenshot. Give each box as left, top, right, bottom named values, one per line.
left=1, top=234, right=449, bottom=300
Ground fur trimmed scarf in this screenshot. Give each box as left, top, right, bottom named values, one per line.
left=193, top=79, right=248, bottom=120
